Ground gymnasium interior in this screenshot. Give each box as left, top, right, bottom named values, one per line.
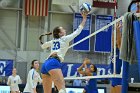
left=0, top=0, right=140, bottom=93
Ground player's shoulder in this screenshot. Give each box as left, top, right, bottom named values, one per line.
left=60, top=36, right=68, bottom=41
left=28, top=69, right=35, bottom=76
left=52, top=39, right=59, bottom=42
left=46, top=40, right=53, bottom=43
left=52, top=37, right=66, bottom=42
left=9, top=75, right=12, bottom=78
left=29, top=68, right=35, bottom=73
left=16, top=75, right=20, bottom=78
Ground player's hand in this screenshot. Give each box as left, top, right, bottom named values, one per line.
left=83, top=62, right=86, bottom=67
left=116, top=21, right=122, bottom=29
left=33, top=88, right=37, bottom=93
left=85, top=61, right=91, bottom=65
left=83, top=58, right=91, bottom=64
left=81, top=12, right=87, bottom=20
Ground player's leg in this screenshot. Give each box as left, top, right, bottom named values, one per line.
left=41, top=59, right=54, bottom=93
left=11, top=91, right=16, bottom=93
left=49, top=69, right=66, bottom=93
left=115, top=85, right=122, bottom=93
left=42, top=74, right=52, bottom=93
left=16, top=91, right=20, bottom=93
left=111, top=78, right=122, bottom=93
left=110, top=86, right=115, bottom=93
left=83, top=89, right=86, bottom=93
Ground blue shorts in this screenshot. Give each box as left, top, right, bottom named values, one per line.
left=84, top=86, right=98, bottom=93
left=41, top=58, right=61, bottom=74
left=110, top=60, right=122, bottom=74
left=111, top=78, right=122, bottom=87
left=110, top=61, right=122, bottom=86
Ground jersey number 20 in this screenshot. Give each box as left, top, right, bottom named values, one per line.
left=52, top=42, right=60, bottom=50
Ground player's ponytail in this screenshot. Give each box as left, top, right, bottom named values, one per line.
left=39, top=26, right=61, bottom=44
left=39, top=32, right=52, bottom=44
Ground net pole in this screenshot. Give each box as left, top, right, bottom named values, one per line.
left=113, top=0, right=117, bottom=75
left=121, top=16, right=124, bottom=76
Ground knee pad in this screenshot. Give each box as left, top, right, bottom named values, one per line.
left=59, top=89, right=66, bottom=93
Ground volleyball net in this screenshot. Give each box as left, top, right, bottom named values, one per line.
left=64, top=15, right=125, bottom=80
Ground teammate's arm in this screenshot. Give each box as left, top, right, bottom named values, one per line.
left=77, top=61, right=93, bottom=76
left=18, top=76, right=22, bottom=84
left=112, top=22, right=122, bottom=49
left=29, top=70, right=36, bottom=93
left=7, top=76, right=11, bottom=85
left=38, top=74, right=42, bottom=84
left=84, top=62, right=93, bottom=76
left=77, top=63, right=87, bottom=75
left=77, top=61, right=89, bottom=75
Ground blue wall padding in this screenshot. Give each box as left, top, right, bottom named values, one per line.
left=121, top=61, right=129, bottom=93
left=133, top=20, right=140, bottom=78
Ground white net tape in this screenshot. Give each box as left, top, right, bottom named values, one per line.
left=64, top=74, right=122, bottom=80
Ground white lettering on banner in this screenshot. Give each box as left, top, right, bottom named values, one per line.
left=97, top=68, right=106, bottom=75
left=66, top=64, right=111, bottom=77
left=0, top=61, right=6, bottom=76
left=108, top=69, right=112, bottom=75
left=67, top=64, right=78, bottom=77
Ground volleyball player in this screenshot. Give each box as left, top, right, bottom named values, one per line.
left=39, top=12, right=87, bottom=93
left=77, top=58, right=98, bottom=93
left=7, top=68, right=22, bottom=93
left=23, top=60, right=42, bottom=93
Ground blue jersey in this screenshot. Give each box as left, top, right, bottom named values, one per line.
left=84, top=73, right=98, bottom=93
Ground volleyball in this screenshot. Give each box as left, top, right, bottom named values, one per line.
left=80, top=3, right=92, bottom=14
